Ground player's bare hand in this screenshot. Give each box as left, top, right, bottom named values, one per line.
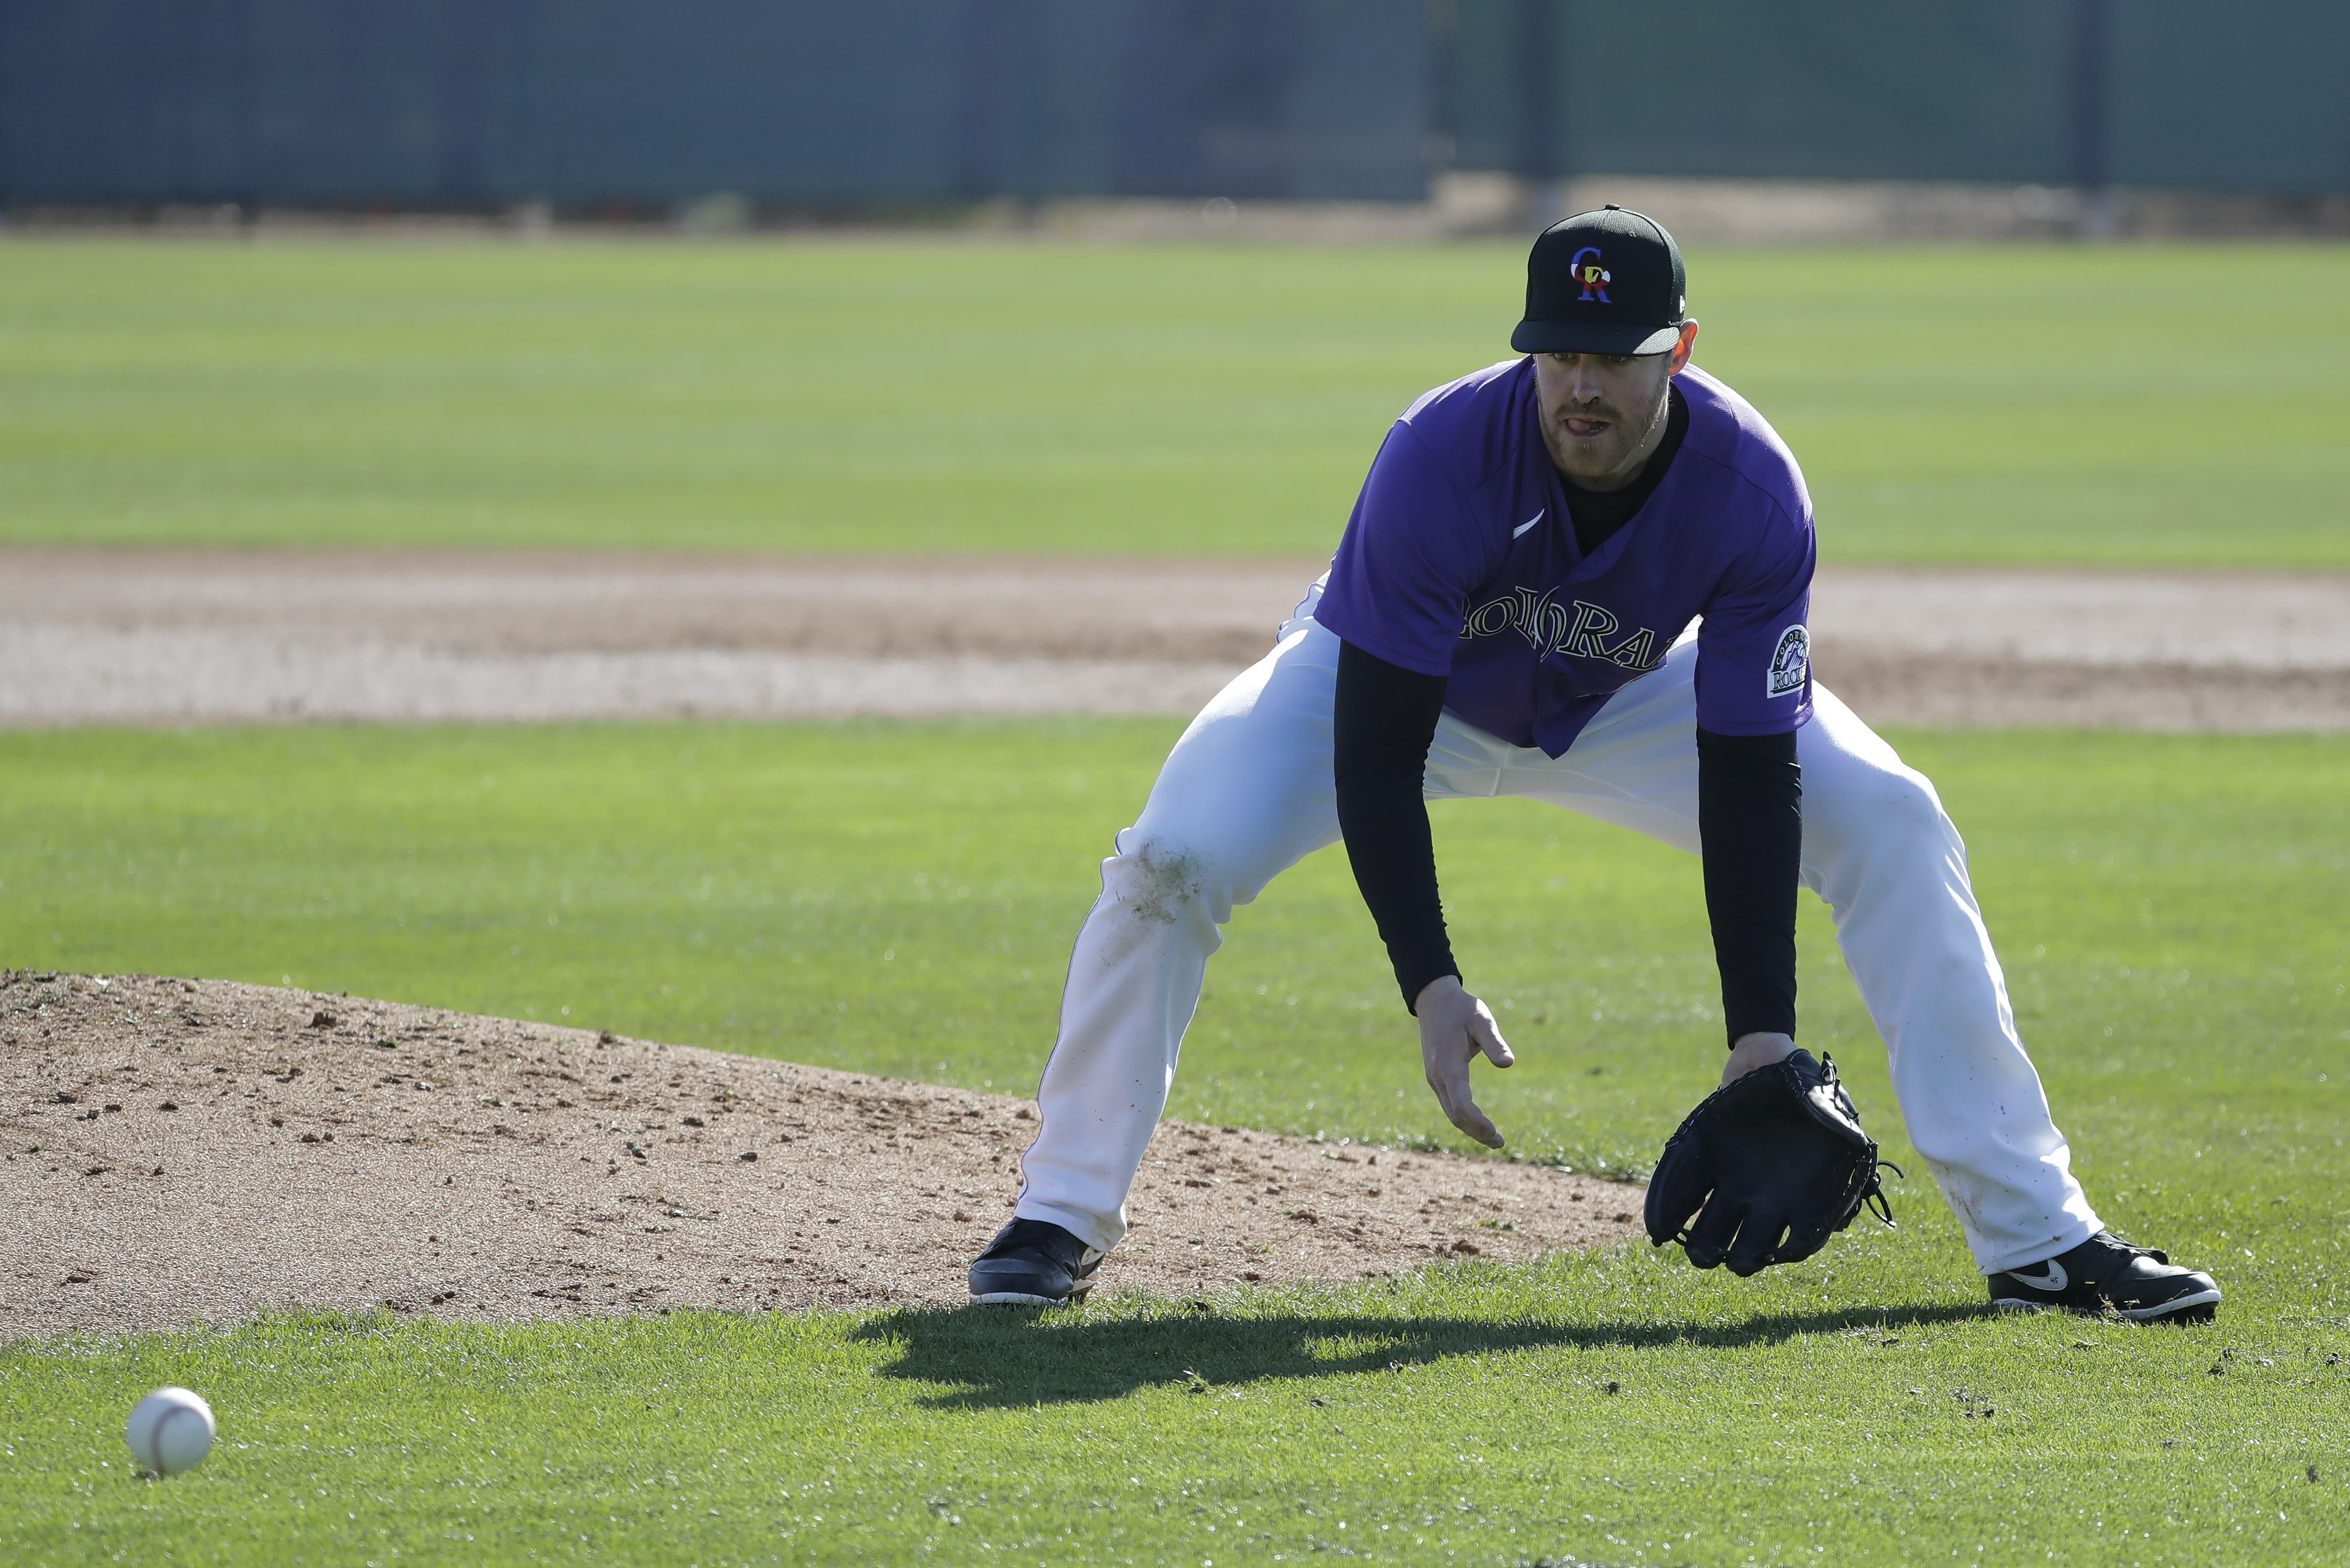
left=1416, top=975, right=1515, bottom=1148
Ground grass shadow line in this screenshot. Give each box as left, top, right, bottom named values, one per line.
left=847, top=1300, right=1993, bottom=1410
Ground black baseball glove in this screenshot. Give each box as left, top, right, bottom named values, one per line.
left=1644, top=1048, right=1900, bottom=1276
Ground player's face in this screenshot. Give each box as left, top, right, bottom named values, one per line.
left=1533, top=320, right=1699, bottom=490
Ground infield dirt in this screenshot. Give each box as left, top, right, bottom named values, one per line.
left=0, top=970, right=1643, bottom=1342
left=5, top=549, right=2346, bottom=729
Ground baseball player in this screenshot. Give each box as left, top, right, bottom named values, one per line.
left=969, top=207, right=2220, bottom=1324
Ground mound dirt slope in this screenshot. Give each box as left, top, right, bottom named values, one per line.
left=0, top=972, right=1643, bottom=1342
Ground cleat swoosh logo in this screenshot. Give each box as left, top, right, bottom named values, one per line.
left=2008, top=1260, right=2068, bottom=1292
left=1513, top=510, right=1546, bottom=539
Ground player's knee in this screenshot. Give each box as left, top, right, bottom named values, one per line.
left=1813, top=761, right=1954, bottom=863
left=1863, top=767, right=1959, bottom=862
left=1102, top=839, right=1222, bottom=927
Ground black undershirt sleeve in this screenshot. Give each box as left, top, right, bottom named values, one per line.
left=1696, top=725, right=1801, bottom=1046
left=1333, top=638, right=1457, bottom=1012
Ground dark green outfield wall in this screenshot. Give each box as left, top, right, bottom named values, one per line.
left=1445, top=0, right=2350, bottom=194
left=3, top=1, right=2344, bottom=208
left=0, top=0, right=1430, bottom=206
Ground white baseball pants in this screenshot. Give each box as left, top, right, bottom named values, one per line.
left=1016, top=596, right=2101, bottom=1276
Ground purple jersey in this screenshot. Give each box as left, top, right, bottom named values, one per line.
left=1315, top=358, right=1815, bottom=757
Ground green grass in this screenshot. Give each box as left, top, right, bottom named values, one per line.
left=2, top=1280, right=2341, bottom=1567
left=3, top=238, right=2348, bottom=566
left=1, top=720, right=2346, bottom=1565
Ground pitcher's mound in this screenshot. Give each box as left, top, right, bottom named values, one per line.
left=0, top=971, right=1643, bottom=1340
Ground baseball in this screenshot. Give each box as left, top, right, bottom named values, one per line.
left=125, top=1386, right=216, bottom=1476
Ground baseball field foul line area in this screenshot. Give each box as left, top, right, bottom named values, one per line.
left=0, top=721, right=2343, bottom=1565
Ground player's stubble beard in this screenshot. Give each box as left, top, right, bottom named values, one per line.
left=1538, top=364, right=1672, bottom=491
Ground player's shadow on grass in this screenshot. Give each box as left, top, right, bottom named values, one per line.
left=848, top=1300, right=1989, bottom=1410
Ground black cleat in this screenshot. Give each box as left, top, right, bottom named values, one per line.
left=967, top=1217, right=1105, bottom=1307
left=1988, top=1230, right=2221, bottom=1324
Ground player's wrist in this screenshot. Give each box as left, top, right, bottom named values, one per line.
left=1721, top=1031, right=1798, bottom=1087
left=1408, top=970, right=1465, bottom=1017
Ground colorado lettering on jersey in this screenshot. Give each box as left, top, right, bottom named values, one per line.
left=1460, top=587, right=1663, bottom=671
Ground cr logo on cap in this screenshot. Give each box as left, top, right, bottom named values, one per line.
left=1570, top=247, right=1612, bottom=303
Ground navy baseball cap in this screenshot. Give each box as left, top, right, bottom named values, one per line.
left=1510, top=204, right=1687, bottom=357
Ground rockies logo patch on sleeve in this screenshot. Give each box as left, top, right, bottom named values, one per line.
left=1767, top=625, right=1810, bottom=697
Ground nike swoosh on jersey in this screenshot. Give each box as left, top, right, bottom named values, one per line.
left=2006, top=1260, right=2069, bottom=1292
left=1512, top=509, right=1546, bottom=539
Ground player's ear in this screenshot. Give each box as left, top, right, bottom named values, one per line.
left=1666, top=319, right=1699, bottom=375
